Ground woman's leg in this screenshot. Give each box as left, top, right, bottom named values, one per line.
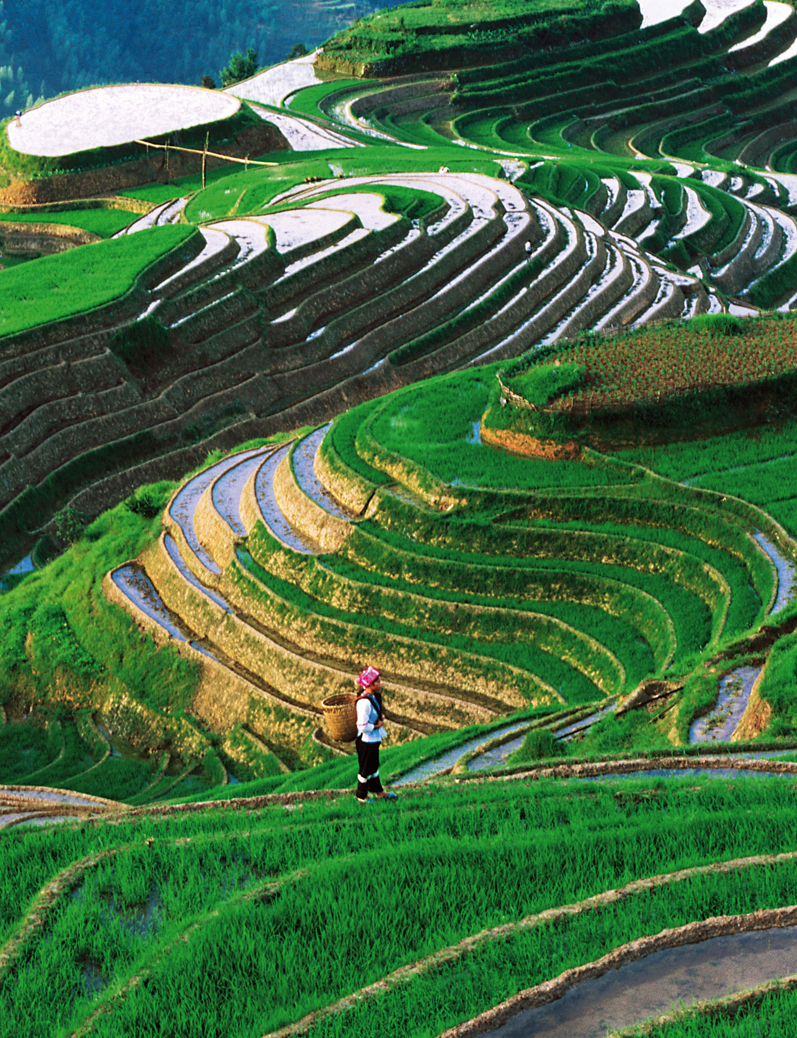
left=356, top=734, right=377, bottom=797
left=364, top=742, right=384, bottom=796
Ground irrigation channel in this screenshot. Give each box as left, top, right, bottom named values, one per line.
left=474, top=925, right=797, bottom=1038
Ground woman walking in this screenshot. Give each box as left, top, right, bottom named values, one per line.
left=355, top=666, right=397, bottom=803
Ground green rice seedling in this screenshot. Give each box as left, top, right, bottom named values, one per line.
left=238, top=541, right=602, bottom=703
left=619, top=412, right=797, bottom=542
left=284, top=80, right=364, bottom=120
left=256, top=522, right=631, bottom=694
left=351, top=521, right=711, bottom=661
left=629, top=987, right=797, bottom=1036
left=0, top=722, right=53, bottom=782
left=0, top=208, right=141, bottom=238
left=568, top=708, right=673, bottom=755
left=34, top=777, right=797, bottom=1038
left=512, top=727, right=566, bottom=762
left=301, top=849, right=797, bottom=1038
left=523, top=516, right=763, bottom=639
left=0, top=224, right=196, bottom=342
left=322, top=551, right=657, bottom=685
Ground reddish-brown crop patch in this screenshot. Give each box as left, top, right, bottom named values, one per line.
left=549, top=320, right=797, bottom=414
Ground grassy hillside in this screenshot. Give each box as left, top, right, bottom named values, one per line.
left=318, top=0, right=642, bottom=74
left=6, top=772, right=797, bottom=1036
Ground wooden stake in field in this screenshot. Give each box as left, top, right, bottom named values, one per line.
left=202, top=132, right=209, bottom=189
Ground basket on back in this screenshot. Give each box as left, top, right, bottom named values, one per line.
left=322, top=692, right=358, bottom=742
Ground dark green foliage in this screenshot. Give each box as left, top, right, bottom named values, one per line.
left=53, top=506, right=91, bottom=546
left=718, top=55, right=797, bottom=113
left=123, top=488, right=163, bottom=521
left=747, top=249, right=797, bottom=309
left=0, top=723, right=52, bottom=781
left=454, top=23, right=708, bottom=108
left=66, top=756, right=157, bottom=800
left=509, top=362, right=585, bottom=407
left=0, top=428, right=159, bottom=545
left=513, top=726, right=566, bottom=761
left=453, top=2, right=699, bottom=85
left=219, top=47, right=259, bottom=87
left=660, top=240, right=690, bottom=269
left=21, top=716, right=96, bottom=785
left=323, top=0, right=641, bottom=75
left=181, top=399, right=247, bottom=445
left=108, top=317, right=171, bottom=370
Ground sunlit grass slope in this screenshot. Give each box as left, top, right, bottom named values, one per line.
left=0, top=225, right=197, bottom=339
left=4, top=775, right=797, bottom=1036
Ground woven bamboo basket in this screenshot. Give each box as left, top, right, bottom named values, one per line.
left=322, top=693, right=358, bottom=742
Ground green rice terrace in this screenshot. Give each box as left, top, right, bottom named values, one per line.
left=9, top=0, right=797, bottom=1033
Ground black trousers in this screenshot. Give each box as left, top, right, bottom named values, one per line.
left=355, top=737, right=384, bottom=799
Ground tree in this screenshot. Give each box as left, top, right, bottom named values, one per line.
left=287, top=43, right=308, bottom=60
left=219, top=47, right=259, bottom=87
left=200, top=73, right=217, bottom=89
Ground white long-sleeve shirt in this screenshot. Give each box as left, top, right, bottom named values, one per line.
left=356, top=696, right=384, bottom=743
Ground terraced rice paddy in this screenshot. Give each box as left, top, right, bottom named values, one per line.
left=8, top=774, right=797, bottom=1037
left=7, top=84, right=240, bottom=156
left=102, top=359, right=797, bottom=770
left=10, top=3, right=797, bottom=559
left=7, top=3, right=797, bottom=1033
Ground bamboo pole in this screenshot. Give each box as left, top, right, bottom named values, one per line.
left=134, top=140, right=277, bottom=169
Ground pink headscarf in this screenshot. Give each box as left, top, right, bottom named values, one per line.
left=357, top=666, right=381, bottom=689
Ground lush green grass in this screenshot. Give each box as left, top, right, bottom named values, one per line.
left=0, top=208, right=140, bottom=237
left=0, top=224, right=196, bottom=340
left=5, top=775, right=797, bottom=1037
left=184, top=146, right=508, bottom=223
left=0, top=482, right=201, bottom=756
left=366, top=369, right=641, bottom=491
left=621, top=417, right=797, bottom=539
